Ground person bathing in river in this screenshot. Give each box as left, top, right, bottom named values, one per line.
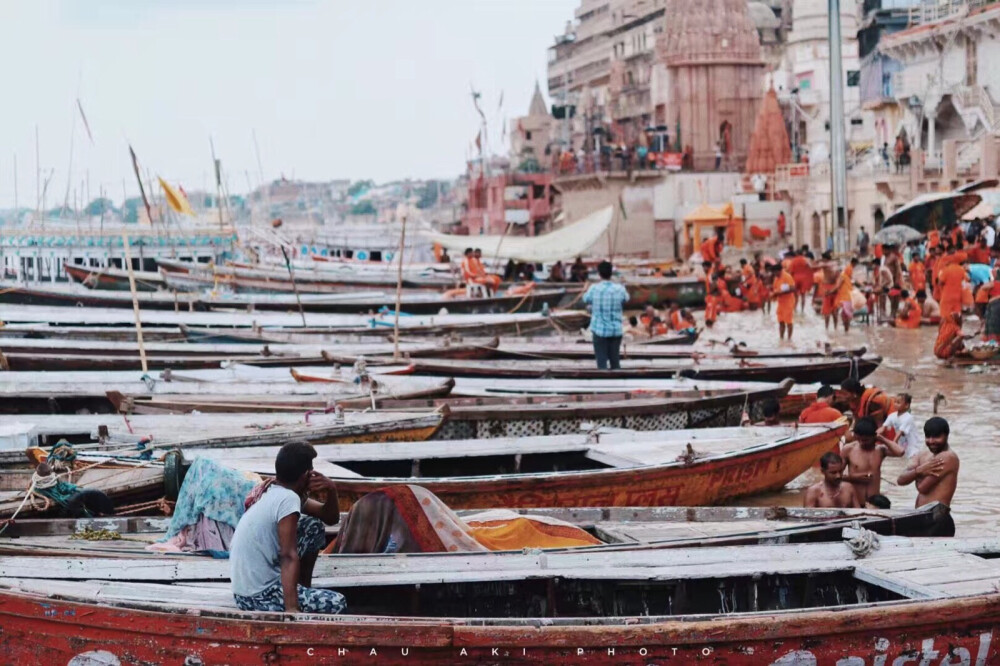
left=841, top=378, right=892, bottom=427
left=897, top=417, right=960, bottom=536
left=230, top=442, right=345, bottom=614
left=804, top=452, right=861, bottom=508
left=841, top=417, right=905, bottom=503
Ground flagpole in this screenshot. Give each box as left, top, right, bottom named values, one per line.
left=280, top=245, right=307, bottom=327
left=393, top=206, right=408, bottom=362
left=121, top=231, right=148, bottom=373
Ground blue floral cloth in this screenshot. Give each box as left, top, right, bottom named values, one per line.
left=164, top=457, right=256, bottom=539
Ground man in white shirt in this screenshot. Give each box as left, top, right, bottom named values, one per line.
left=983, top=220, right=996, bottom=249
left=879, top=393, right=918, bottom=458
left=231, top=441, right=345, bottom=613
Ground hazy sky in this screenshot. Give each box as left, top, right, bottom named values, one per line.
left=0, top=0, right=576, bottom=208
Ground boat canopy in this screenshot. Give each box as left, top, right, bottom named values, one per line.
left=421, top=206, right=613, bottom=264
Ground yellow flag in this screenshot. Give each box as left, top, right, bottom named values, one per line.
left=158, top=177, right=195, bottom=216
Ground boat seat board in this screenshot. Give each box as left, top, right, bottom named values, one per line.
left=853, top=552, right=1000, bottom=600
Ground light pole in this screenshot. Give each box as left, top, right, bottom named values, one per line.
left=828, top=0, right=849, bottom=254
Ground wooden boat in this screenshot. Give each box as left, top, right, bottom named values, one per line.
left=0, top=281, right=573, bottom=315
left=5, top=411, right=445, bottom=458
left=0, top=457, right=166, bottom=518
left=488, top=341, right=865, bottom=361
left=0, top=304, right=590, bottom=338
left=0, top=372, right=455, bottom=415
left=109, top=380, right=793, bottom=434
left=2, top=537, right=998, bottom=663
left=377, top=354, right=881, bottom=385
left=159, top=259, right=458, bottom=291
left=399, top=381, right=792, bottom=439
left=0, top=502, right=950, bottom=556
left=186, top=423, right=847, bottom=510
left=540, top=275, right=706, bottom=308
left=65, top=263, right=166, bottom=292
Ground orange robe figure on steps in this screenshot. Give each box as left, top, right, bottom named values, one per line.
left=937, top=262, right=967, bottom=322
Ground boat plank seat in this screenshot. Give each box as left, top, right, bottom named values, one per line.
left=853, top=551, right=1000, bottom=600
left=595, top=520, right=785, bottom=543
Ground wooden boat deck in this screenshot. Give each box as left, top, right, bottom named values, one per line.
left=2, top=537, right=997, bottom=608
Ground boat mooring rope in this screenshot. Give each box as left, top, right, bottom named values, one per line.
left=845, top=521, right=880, bottom=558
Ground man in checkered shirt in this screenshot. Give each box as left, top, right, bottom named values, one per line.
left=583, top=260, right=629, bottom=369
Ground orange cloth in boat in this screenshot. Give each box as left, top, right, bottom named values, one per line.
left=895, top=297, right=922, bottom=329
left=669, top=309, right=685, bottom=331
left=773, top=270, right=796, bottom=325
left=326, top=485, right=600, bottom=554
left=466, top=512, right=602, bottom=550
left=798, top=401, right=844, bottom=424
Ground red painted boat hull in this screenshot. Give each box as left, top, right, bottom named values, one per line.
left=1, top=588, right=998, bottom=664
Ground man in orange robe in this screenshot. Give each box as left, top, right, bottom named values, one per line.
left=739, top=259, right=762, bottom=309
left=771, top=263, right=796, bottom=340
left=799, top=385, right=844, bottom=423
left=936, top=259, right=968, bottom=323
left=908, top=256, right=926, bottom=293
left=716, top=275, right=744, bottom=312
left=471, top=248, right=501, bottom=291
left=833, top=258, right=858, bottom=332
left=894, top=289, right=922, bottom=329
left=790, top=253, right=815, bottom=313
left=841, top=378, right=892, bottom=427
left=934, top=313, right=966, bottom=360
left=927, top=229, right=940, bottom=250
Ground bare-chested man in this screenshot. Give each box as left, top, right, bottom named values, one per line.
left=804, top=452, right=861, bottom=508
left=841, top=416, right=905, bottom=502
left=897, top=416, right=960, bottom=536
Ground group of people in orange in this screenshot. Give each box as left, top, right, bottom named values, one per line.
left=699, top=219, right=1000, bottom=355
left=459, top=247, right=501, bottom=293
left=627, top=302, right=697, bottom=339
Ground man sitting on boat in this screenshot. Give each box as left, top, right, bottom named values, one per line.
left=230, top=442, right=345, bottom=614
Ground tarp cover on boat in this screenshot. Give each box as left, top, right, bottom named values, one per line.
left=421, top=206, right=613, bottom=263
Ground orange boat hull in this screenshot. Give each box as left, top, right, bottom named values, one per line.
left=1, top=587, right=998, bottom=664
left=332, top=425, right=846, bottom=511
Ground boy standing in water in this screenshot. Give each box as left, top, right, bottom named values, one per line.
left=841, top=417, right=906, bottom=502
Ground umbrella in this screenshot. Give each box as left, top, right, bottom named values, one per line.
left=873, top=225, right=923, bottom=245
left=883, top=191, right=982, bottom=233
left=957, top=179, right=999, bottom=193
left=962, top=199, right=995, bottom=221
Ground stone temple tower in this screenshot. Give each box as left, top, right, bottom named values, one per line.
left=658, top=0, right=766, bottom=171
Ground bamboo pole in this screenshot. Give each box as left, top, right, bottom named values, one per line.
left=393, top=210, right=408, bottom=361
left=121, top=232, right=148, bottom=373
left=280, top=245, right=307, bottom=327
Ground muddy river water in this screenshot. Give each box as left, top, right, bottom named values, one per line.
left=698, top=307, right=1000, bottom=535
